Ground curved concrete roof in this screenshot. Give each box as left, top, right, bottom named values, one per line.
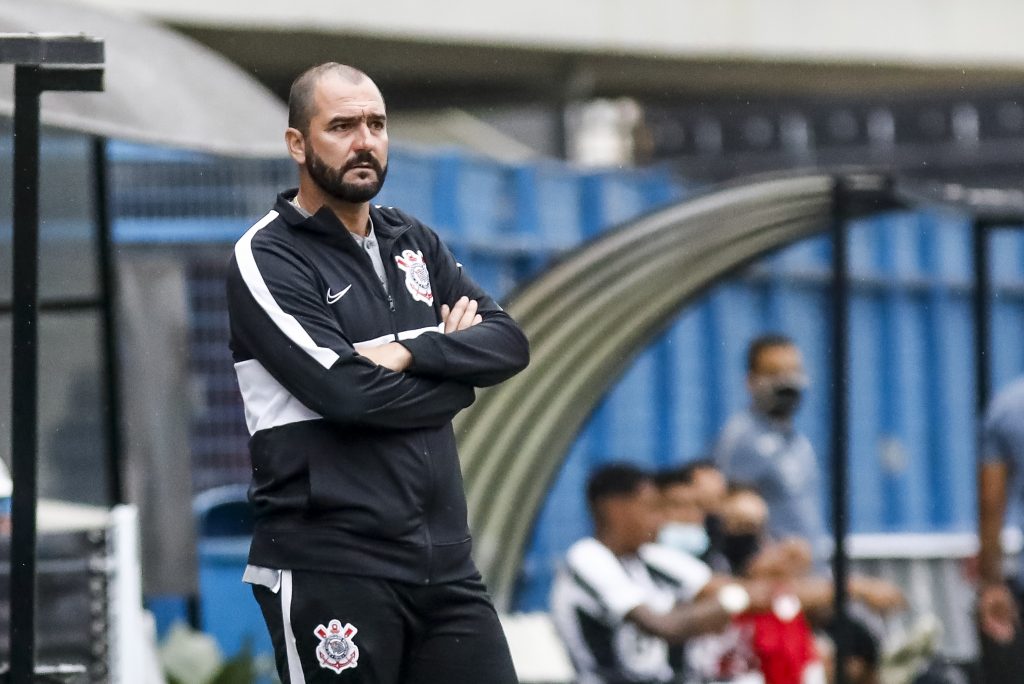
left=454, top=169, right=898, bottom=609
left=0, top=0, right=287, bottom=157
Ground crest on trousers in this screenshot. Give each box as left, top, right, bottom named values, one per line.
left=314, top=619, right=359, bottom=674
left=395, top=249, right=433, bottom=306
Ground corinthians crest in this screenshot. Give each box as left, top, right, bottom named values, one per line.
left=395, top=249, right=433, bottom=306
left=314, top=619, right=359, bottom=673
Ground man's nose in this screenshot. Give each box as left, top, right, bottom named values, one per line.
left=351, top=123, right=373, bottom=149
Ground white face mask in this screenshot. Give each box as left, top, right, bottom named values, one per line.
left=657, top=522, right=710, bottom=557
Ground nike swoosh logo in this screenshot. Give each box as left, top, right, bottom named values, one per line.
left=326, top=284, right=352, bottom=304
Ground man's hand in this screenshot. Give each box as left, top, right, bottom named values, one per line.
left=979, top=582, right=1019, bottom=644
left=849, top=576, right=907, bottom=614
left=360, top=343, right=413, bottom=372
left=361, top=297, right=483, bottom=371
left=742, top=578, right=776, bottom=613
left=441, top=296, right=482, bottom=334
left=721, top=490, right=768, bottom=534
left=746, top=538, right=813, bottom=581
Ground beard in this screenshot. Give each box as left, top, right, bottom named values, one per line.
left=304, top=144, right=388, bottom=203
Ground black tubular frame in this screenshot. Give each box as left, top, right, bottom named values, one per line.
left=3, top=35, right=104, bottom=681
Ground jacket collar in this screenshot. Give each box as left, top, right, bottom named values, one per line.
left=274, top=189, right=411, bottom=246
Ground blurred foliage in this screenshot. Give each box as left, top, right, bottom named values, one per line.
left=160, top=623, right=265, bottom=684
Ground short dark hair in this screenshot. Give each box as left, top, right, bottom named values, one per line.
left=726, top=481, right=761, bottom=497
left=287, top=62, right=374, bottom=134
left=586, top=463, right=651, bottom=514
left=654, top=457, right=714, bottom=489
left=746, top=333, right=796, bottom=373
left=654, top=467, right=692, bottom=489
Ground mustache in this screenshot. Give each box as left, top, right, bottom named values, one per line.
left=344, top=152, right=384, bottom=175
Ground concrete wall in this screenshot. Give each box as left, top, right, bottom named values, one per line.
left=71, top=0, right=1024, bottom=68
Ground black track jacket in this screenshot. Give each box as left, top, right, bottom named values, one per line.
left=226, top=191, right=529, bottom=584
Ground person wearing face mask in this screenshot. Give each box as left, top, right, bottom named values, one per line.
left=654, top=466, right=721, bottom=570
left=550, top=463, right=775, bottom=684
left=655, top=468, right=823, bottom=683
left=711, top=336, right=906, bottom=684
left=711, top=334, right=828, bottom=567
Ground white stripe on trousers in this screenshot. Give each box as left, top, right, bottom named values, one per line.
left=281, top=570, right=307, bottom=684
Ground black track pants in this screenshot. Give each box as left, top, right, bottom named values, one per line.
left=252, top=570, right=520, bottom=684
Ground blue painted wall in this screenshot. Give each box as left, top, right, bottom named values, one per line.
left=98, top=140, right=1024, bottom=613
left=514, top=213, right=1024, bottom=611
left=14, top=137, right=1022, bottom=637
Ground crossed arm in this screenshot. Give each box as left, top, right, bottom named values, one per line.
left=359, top=296, right=483, bottom=371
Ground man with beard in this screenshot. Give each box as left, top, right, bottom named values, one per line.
left=227, top=63, right=530, bottom=683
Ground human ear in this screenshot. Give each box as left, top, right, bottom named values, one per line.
left=285, top=127, right=306, bottom=165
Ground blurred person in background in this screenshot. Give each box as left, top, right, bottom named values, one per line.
left=977, top=376, right=1024, bottom=682
left=712, top=335, right=905, bottom=684
left=712, top=334, right=828, bottom=566
left=685, top=483, right=825, bottom=684
left=689, top=461, right=729, bottom=567
left=550, top=462, right=774, bottom=684
left=702, top=484, right=903, bottom=684
left=227, top=63, right=529, bottom=683
left=656, top=463, right=728, bottom=572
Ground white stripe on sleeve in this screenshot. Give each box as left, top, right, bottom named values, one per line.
left=397, top=323, right=444, bottom=341
left=352, top=324, right=444, bottom=351
left=352, top=333, right=396, bottom=351
left=234, top=211, right=340, bottom=370
left=234, top=359, right=323, bottom=434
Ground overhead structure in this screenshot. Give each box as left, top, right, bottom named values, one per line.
left=451, top=168, right=1024, bottom=683
left=3, top=31, right=105, bottom=683
left=456, top=170, right=889, bottom=606
left=0, top=0, right=286, bottom=156
left=0, top=0, right=291, bottom=656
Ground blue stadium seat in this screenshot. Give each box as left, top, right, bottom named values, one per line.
left=192, top=484, right=253, bottom=538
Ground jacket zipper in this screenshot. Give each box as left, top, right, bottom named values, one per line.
left=380, top=251, right=397, bottom=336
left=422, top=437, right=435, bottom=584
left=380, top=241, right=433, bottom=582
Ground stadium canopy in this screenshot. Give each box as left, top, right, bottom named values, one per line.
left=0, top=0, right=287, bottom=157
left=456, top=168, right=1024, bottom=617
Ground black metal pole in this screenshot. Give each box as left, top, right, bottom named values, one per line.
left=9, top=64, right=42, bottom=682
left=973, top=220, right=992, bottom=419
left=830, top=178, right=851, bottom=684
left=93, top=136, right=125, bottom=506
left=187, top=594, right=203, bottom=631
